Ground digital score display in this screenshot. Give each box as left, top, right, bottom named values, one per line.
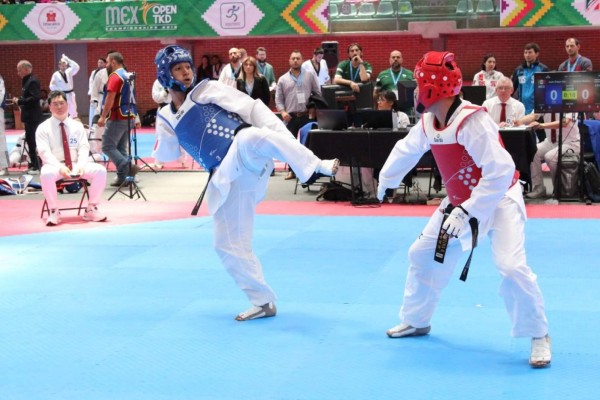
left=534, top=72, right=600, bottom=113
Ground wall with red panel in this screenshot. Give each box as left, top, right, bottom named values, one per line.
left=1, top=28, right=597, bottom=115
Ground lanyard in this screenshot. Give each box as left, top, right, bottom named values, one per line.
left=349, top=63, right=360, bottom=82
left=258, top=62, right=266, bottom=76
left=567, top=56, right=580, bottom=72
left=289, top=69, right=304, bottom=87
left=390, top=67, right=403, bottom=86
left=231, top=65, right=239, bottom=80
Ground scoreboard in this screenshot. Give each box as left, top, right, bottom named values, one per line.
left=534, top=72, right=600, bottom=113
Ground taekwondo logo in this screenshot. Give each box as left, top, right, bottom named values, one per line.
left=105, top=0, right=178, bottom=32
left=22, top=4, right=80, bottom=40
left=46, top=10, right=57, bottom=22
left=222, top=3, right=245, bottom=28
left=39, top=6, right=64, bottom=35
left=203, top=0, right=263, bottom=36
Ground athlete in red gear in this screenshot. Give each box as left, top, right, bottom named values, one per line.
left=377, top=51, right=551, bottom=368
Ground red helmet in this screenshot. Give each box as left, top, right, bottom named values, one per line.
left=414, top=51, right=462, bottom=113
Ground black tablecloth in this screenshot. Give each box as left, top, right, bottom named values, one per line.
left=499, top=127, right=537, bottom=186
left=306, top=129, right=408, bottom=169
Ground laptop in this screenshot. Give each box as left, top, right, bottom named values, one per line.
left=460, top=85, right=487, bottom=105
left=353, top=109, right=394, bottom=130
left=316, top=109, right=349, bottom=130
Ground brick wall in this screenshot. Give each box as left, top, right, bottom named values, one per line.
left=1, top=28, right=598, bottom=116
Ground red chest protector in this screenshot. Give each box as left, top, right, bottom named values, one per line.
left=422, top=105, right=519, bottom=206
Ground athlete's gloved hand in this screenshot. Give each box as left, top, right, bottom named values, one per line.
left=377, top=185, right=388, bottom=202
left=442, top=206, right=470, bottom=237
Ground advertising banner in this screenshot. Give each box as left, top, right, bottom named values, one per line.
left=501, top=0, right=600, bottom=27
left=0, top=0, right=329, bottom=42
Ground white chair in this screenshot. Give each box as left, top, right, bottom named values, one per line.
left=476, top=0, right=495, bottom=13
left=339, top=3, right=357, bottom=17
left=376, top=1, right=396, bottom=16
left=357, top=2, right=376, bottom=17
left=456, top=0, right=474, bottom=14
left=330, top=3, right=339, bottom=18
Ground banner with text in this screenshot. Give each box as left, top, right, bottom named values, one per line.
left=501, top=0, right=600, bottom=27
left=0, top=0, right=329, bottom=42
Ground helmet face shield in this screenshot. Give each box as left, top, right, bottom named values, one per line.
left=155, top=45, right=196, bottom=92
left=414, top=51, right=462, bottom=113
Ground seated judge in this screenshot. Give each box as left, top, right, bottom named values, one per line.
left=36, top=90, right=108, bottom=226
left=482, top=77, right=525, bottom=127
left=376, top=90, right=410, bottom=130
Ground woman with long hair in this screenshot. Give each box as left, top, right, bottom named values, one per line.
left=236, top=56, right=271, bottom=107
left=197, top=55, right=212, bottom=82
left=472, top=53, right=504, bottom=99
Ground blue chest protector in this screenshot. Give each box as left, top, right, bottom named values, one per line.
left=173, top=102, right=246, bottom=171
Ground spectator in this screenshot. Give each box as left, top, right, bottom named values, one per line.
left=557, top=38, right=592, bottom=72
left=197, top=55, right=212, bottom=82
left=511, top=43, right=549, bottom=115
left=374, top=50, right=414, bottom=103
left=334, top=43, right=372, bottom=93
left=49, top=54, right=80, bottom=118
left=302, top=47, right=331, bottom=86
left=472, top=53, right=504, bottom=99
left=97, top=51, right=140, bottom=187
left=236, top=56, right=271, bottom=107
left=275, top=50, right=321, bottom=180
left=13, top=60, right=43, bottom=174
left=518, top=112, right=581, bottom=199
left=218, top=48, right=242, bottom=87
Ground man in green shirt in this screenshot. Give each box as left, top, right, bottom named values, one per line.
left=374, top=50, right=414, bottom=107
left=334, top=43, right=372, bottom=93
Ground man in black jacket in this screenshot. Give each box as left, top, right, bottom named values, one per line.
left=13, top=60, right=43, bottom=174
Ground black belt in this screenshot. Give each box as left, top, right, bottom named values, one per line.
left=434, top=203, right=479, bottom=282
left=63, top=90, right=74, bottom=94
left=289, top=112, right=308, bottom=118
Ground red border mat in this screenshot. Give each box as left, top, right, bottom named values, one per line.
left=1, top=199, right=599, bottom=237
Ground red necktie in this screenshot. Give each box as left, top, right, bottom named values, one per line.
left=550, top=114, right=557, bottom=143
left=500, top=103, right=506, bottom=123
left=60, top=122, right=73, bottom=170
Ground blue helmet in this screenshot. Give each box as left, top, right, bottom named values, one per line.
left=155, top=45, right=195, bottom=92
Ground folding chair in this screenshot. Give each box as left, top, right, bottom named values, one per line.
left=40, top=178, right=90, bottom=218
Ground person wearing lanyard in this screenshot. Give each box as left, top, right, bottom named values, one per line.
left=557, top=38, right=593, bottom=72
left=374, top=50, right=414, bottom=107
left=218, top=48, right=242, bottom=88
left=334, top=43, right=372, bottom=93
left=275, top=51, right=321, bottom=180
left=255, top=47, right=277, bottom=94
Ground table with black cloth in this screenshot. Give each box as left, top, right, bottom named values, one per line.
left=306, top=128, right=409, bottom=169
left=498, top=127, right=537, bottom=190
left=306, top=127, right=537, bottom=193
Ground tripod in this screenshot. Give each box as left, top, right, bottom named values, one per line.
left=108, top=73, right=147, bottom=201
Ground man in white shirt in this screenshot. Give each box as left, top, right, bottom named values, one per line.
left=482, top=77, right=525, bottom=127
left=36, top=90, right=108, bottom=226
left=49, top=54, right=80, bottom=118
left=218, top=48, right=242, bottom=87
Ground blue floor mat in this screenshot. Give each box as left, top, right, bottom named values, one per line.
left=0, top=216, right=598, bottom=400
